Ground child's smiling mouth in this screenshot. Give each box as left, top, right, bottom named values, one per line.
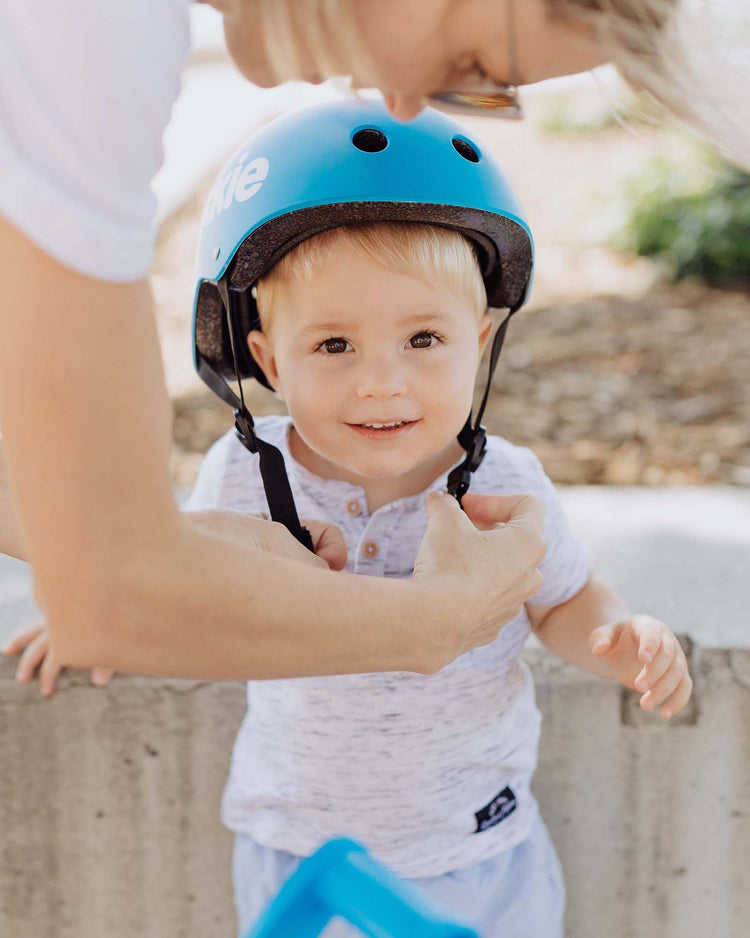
left=346, top=420, right=420, bottom=440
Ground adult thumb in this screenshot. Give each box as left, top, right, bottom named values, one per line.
left=425, top=490, right=466, bottom=526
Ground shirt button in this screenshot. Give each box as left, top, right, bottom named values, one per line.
left=346, top=499, right=362, bottom=516
left=362, top=541, right=378, bottom=559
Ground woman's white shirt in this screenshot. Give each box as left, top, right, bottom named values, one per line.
left=0, top=0, right=191, bottom=281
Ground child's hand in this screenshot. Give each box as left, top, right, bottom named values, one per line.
left=590, top=615, right=692, bottom=720
left=2, top=622, right=114, bottom=697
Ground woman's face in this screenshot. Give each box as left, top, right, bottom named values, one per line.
left=209, top=0, right=609, bottom=118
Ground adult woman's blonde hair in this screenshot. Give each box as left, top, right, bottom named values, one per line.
left=257, top=0, right=749, bottom=169
left=555, top=0, right=749, bottom=169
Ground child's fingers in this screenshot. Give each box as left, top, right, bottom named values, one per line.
left=640, top=654, right=688, bottom=712
left=2, top=622, right=46, bottom=656
left=589, top=621, right=623, bottom=656
left=91, top=667, right=114, bottom=687
left=633, top=630, right=676, bottom=691
left=659, top=672, right=693, bottom=720
left=14, top=632, right=50, bottom=683
left=39, top=645, right=63, bottom=697
left=631, top=614, right=664, bottom=664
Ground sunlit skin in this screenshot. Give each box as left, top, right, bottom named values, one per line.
left=206, top=0, right=610, bottom=119
left=247, top=244, right=492, bottom=512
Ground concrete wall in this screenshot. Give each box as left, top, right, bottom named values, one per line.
left=1, top=647, right=748, bottom=938
left=0, top=670, right=243, bottom=938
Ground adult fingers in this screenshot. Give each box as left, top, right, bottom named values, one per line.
left=418, top=491, right=544, bottom=655
left=419, top=491, right=477, bottom=559
left=461, top=492, right=545, bottom=540
left=255, top=520, right=330, bottom=570
left=186, top=509, right=330, bottom=569
left=2, top=622, right=46, bottom=656
left=15, top=632, right=50, bottom=683
left=303, top=519, right=348, bottom=571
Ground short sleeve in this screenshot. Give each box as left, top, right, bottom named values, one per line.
left=182, top=435, right=232, bottom=512
left=0, top=0, right=190, bottom=281
left=523, top=452, right=592, bottom=608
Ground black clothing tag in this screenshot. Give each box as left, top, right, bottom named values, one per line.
left=474, top=786, right=517, bottom=833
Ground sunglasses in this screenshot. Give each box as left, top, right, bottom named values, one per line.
left=427, top=0, right=523, bottom=120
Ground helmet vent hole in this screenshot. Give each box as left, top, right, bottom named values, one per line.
left=352, top=128, right=388, bottom=153
left=452, top=137, right=480, bottom=162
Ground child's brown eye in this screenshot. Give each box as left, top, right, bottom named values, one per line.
left=322, top=338, right=350, bottom=354
left=409, top=332, right=436, bottom=349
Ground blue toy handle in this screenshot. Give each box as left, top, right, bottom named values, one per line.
left=245, top=838, right=479, bottom=938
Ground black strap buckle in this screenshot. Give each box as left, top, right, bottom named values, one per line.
left=234, top=408, right=258, bottom=454
left=447, top=426, right=487, bottom=503
left=466, top=426, right=487, bottom=472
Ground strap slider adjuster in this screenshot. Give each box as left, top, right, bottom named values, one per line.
left=234, top=408, right=258, bottom=453
left=466, top=426, right=487, bottom=472
left=446, top=467, right=472, bottom=501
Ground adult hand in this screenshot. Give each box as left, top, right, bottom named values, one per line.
left=183, top=509, right=347, bottom=571
left=414, top=491, right=545, bottom=665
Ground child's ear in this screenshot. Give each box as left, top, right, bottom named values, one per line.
left=478, top=312, right=493, bottom=356
left=246, top=330, right=285, bottom=400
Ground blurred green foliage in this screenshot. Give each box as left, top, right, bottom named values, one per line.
left=533, top=93, right=619, bottom=134
left=615, top=153, right=750, bottom=285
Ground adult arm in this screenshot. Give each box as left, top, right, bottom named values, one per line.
left=0, top=438, right=26, bottom=560
left=0, top=220, right=545, bottom=679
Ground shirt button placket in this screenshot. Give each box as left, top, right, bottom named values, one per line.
left=357, top=517, right=386, bottom=575
left=362, top=541, right=378, bottom=559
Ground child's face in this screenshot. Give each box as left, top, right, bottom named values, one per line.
left=248, top=242, right=492, bottom=486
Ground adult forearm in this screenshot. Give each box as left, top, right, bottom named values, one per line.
left=52, top=516, right=445, bottom=678
left=0, top=439, right=28, bottom=560
left=534, top=576, right=631, bottom=683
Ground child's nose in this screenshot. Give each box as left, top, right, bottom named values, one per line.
left=355, top=354, right=409, bottom=400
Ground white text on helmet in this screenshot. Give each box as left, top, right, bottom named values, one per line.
left=202, top=155, right=270, bottom=225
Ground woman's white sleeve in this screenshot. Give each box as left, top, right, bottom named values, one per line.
left=0, top=0, right=190, bottom=281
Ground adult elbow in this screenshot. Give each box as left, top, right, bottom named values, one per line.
left=35, top=559, right=136, bottom=669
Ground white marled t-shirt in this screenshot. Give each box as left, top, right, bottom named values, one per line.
left=185, top=416, right=591, bottom=878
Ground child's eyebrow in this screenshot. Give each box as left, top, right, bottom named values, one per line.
left=298, top=312, right=453, bottom=336
left=297, top=321, right=354, bottom=336
left=398, top=312, right=453, bottom=327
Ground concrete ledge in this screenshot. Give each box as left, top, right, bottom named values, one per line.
left=2, top=648, right=749, bottom=938
left=0, top=666, right=244, bottom=937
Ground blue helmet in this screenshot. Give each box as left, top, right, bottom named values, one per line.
left=192, top=99, right=534, bottom=546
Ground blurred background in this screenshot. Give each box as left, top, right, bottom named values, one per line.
left=157, top=5, right=749, bottom=496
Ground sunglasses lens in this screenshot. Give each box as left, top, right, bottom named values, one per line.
left=429, top=90, right=524, bottom=120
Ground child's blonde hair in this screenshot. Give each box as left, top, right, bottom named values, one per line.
left=255, top=222, right=488, bottom=329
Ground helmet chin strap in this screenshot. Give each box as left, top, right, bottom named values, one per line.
left=447, top=304, right=520, bottom=504
left=202, top=279, right=315, bottom=552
